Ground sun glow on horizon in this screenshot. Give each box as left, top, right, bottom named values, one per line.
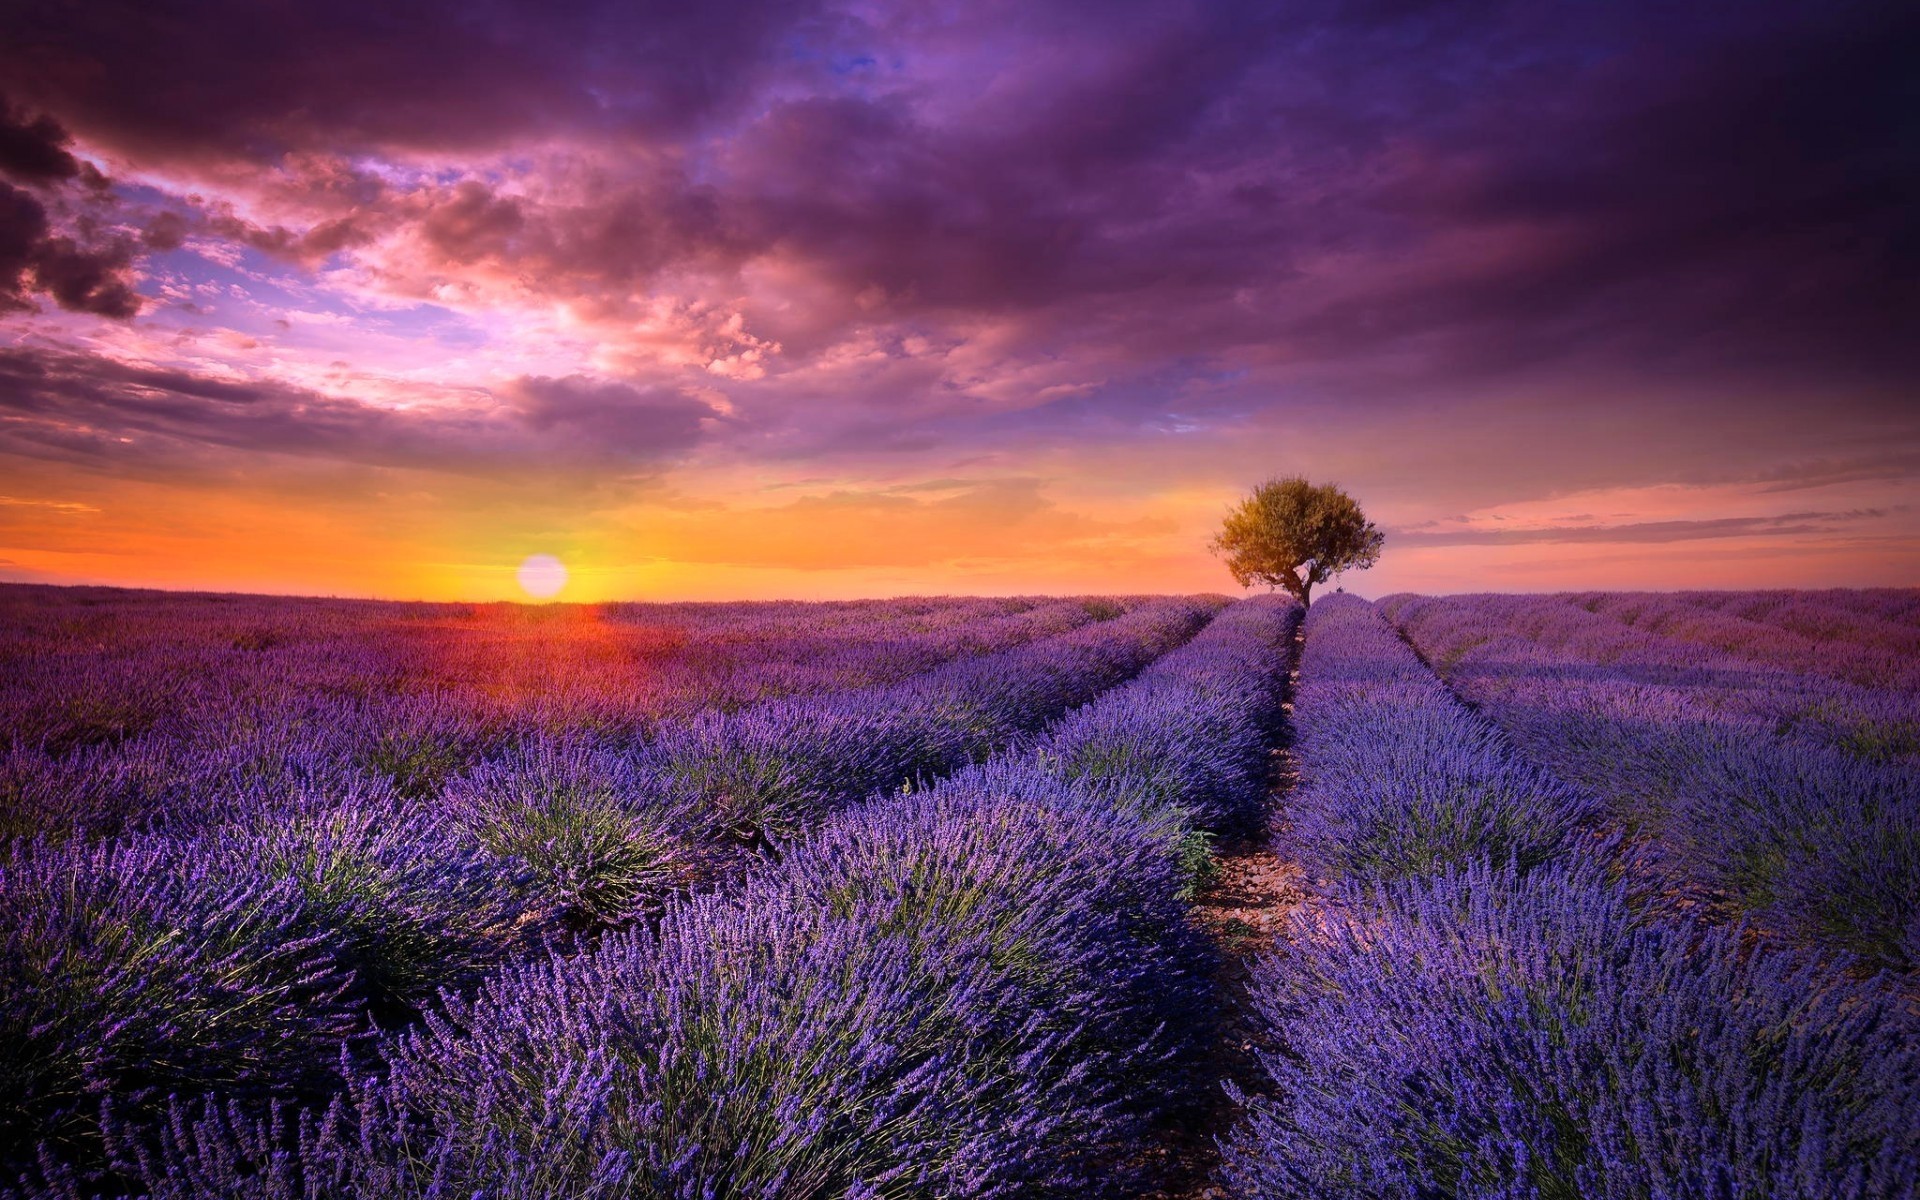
left=516, top=554, right=569, bottom=599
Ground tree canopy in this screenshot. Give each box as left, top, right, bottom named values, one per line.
left=1210, top=477, right=1383, bottom=605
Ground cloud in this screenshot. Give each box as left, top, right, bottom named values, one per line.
left=503, top=374, right=718, bottom=457
left=0, top=345, right=717, bottom=478
left=0, top=0, right=1916, bottom=598
left=0, top=93, right=85, bottom=185
left=24, top=228, right=140, bottom=317
left=0, top=494, right=99, bottom=514
left=13, top=0, right=1907, bottom=401
left=0, top=1, right=823, bottom=161
left=0, top=97, right=146, bottom=316
left=1392, top=510, right=1891, bottom=547
left=0, top=181, right=141, bottom=316
left=0, top=182, right=45, bottom=310
left=141, top=210, right=189, bottom=251
left=1749, top=451, right=1920, bottom=493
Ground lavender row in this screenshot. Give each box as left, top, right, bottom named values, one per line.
left=1032, top=592, right=1300, bottom=836
left=1223, top=596, right=1920, bottom=1196
left=16, top=777, right=1206, bottom=1198
left=0, top=789, right=531, bottom=1173
left=1398, top=591, right=1919, bottom=763
left=1385, top=592, right=1920, bottom=970
left=1570, top=590, right=1920, bottom=700
left=0, top=598, right=1219, bottom=1178
left=1670, top=587, right=1920, bottom=639
left=8, top=593, right=1195, bottom=1159
left=0, top=589, right=1079, bottom=753
left=445, top=595, right=1220, bottom=931
left=1223, top=859, right=1920, bottom=1198
left=0, top=590, right=1119, bottom=841
left=433, top=583, right=1251, bottom=948
left=1279, top=594, right=1593, bottom=884
left=629, top=596, right=1223, bottom=845
left=12, top=598, right=1293, bottom=1196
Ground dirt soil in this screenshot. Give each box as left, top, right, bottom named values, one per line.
left=1132, top=745, right=1311, bottom=1199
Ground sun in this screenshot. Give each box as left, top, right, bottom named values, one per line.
left=516, top=554, right=568, bottom=599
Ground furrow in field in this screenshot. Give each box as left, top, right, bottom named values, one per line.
left=1131, top=602, right=1307, bottom=1200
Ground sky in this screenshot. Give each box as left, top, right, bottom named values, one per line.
left=0, top=0, right=1915, bottom=602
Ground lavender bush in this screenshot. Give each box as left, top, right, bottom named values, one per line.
left=37, top=766, right=1216, bottom=1198
left=8, top=586, right=1915, bottom=1197
left=1222, top=860, right=1920, bottom=1199
left=444, top=737, right=698, bottom=931
left=202, top=784, right=535, bottom=1018
left=1035, top=594, right=1299, bottom=835
left=1385, top=592, right=1920, bottom=969
left=4, top=598, right=1257, bottom=1198
left=1399, top=591, right=1920, bottom=763
left=369, top=723, right=1220, bottom=1198
left=640, top=596, right=1220, bottom=843
left=1283, top=595, right=1594, bottom=885
left=0, top=837, right=357, bottom=1170
left=1574, top=590, right=1920, bottom=694
left=0, top=589, right=1124, bottom=842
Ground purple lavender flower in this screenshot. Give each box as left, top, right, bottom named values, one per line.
left=1284, top=595, right=1594, bottom=884
left=444, top=736, right=696, bottom=930
left=1, top=836, right=358, bottom=1171
left=1385, top=591, right=1920, bottom=969
left=1222, top=860, right=1920, bottom=1199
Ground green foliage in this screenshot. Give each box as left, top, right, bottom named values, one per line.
left=1174, top=827, right=1219, bottom=901
left=229, top=627, right=281, bottom=651
left=39, top=695, right=162, bottom=755
left=476, top=786, right=686, bottom=928
left=1210, top=476, right=1383, bottom=604
left=1832, top=717, right=1920, bottom=764
left=448, top=742, right=694, bottom=930
left=360, top=730, right=471, bottom=800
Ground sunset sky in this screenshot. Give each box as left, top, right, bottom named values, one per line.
left=1, top=0, right=1915, bottom=601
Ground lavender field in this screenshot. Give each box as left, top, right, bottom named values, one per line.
left=3, top=585, right=1917, bottom=1198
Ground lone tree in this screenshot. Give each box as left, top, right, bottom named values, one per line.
left=1210, top=476, right=1384, bottom=605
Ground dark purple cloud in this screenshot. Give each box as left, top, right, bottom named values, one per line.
left=9, top=1, right=1907, bottom=381
left=0, top=181, right=141, bottom=317
left=0, top=183, right=46, bottom=310
left=0, top=94, right=85, bottom=184
left=0, top=96, right=146, bottom=316
left=505, top=374, right=719, bottom=457
left=140, top=210, right=188, bottom=251
left=0, top=0, right=825, bottom=160
left=0, top=347, right=717, bottom=477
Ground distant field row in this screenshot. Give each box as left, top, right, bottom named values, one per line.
left=0, top=586, right=1187, bottom=839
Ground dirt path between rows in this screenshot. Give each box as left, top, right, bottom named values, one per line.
left=1134, top=642, right=1311, bottom=1198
